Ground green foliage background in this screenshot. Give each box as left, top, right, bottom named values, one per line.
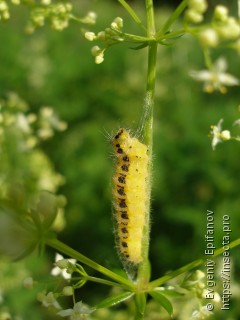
left=0, top=0, right=239, bottom=319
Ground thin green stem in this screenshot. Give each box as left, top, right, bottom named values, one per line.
left=145, top=0, right=155, bottom=37
left=156, top=0, right=189, bottom=37
left=45, top=237, right=135, bottom=290
left=118, top=0, right=146, bottom=31
left=136, top=0, right=157, bottom=296
left=156, top=29, right=185, bottom=42
left=203, top=48, right=213, bottom=69
left=134, top=311, right=144, bottom=320
left=148, top=238, right=240, bottom=290
left=84, top=275, right=127, bottom=289
left=113, top=29, right=150, bottom=42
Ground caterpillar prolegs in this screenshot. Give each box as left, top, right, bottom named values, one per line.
left=112, top=128, right=149, bottom=265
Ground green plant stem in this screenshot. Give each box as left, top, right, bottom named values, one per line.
left=136, top=0, right=157, bottom=300
left=118, top=0, right=146, bottom=31
left=83, top=275, right=127, bottom=289
left=156, top=0, right=188, bottom=37
left=45, top=237, right=135, bottom=290
left=148, top=238, right=240, bottom=290
left=203, top=48, right=213, bottom=69
left=137, top=43, right=157, bottom=290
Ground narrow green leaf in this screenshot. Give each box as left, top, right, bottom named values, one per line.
left=130, top=43, right=148, bottom=50
left=149, top=291, right=173, bottom=316
left=148, top=238, right=240, bottom=290
left=156, top=0, right=188, bottom=37
left=135, top=293, right=146, bottom=316
left=118, top=0, right=146, bottom=31
left=95, top=292, right=134, bottom=309
left=45, top=238, right=135, bottom=290
left=154, top=287, right=185, bottom=297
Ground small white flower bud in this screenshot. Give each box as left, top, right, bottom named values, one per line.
left=65, top=3, right=72, bottom=11
left=41, top=106, right=53, bottom=117
left=220, top=130, right=231, bottom=140
left=85, top=11, right=97, bottom=24
left=32, top=14, right=45, bottom=27
left=214, top=5, right=228, bottom=21
left=111, top=17, right=123, bottom=29
left=91, top=46, right=104, bottom=64
left=233, top=118, right=240, bottom=126
left=185, top=9, right=203, bottom=23
left=189, top=0, right=208, bottom=13
left=0, top=1, right=8, bottom=11
left=11, top=0, right=20, bottom=4
left=62, top=286, right=73, bottom=296
left=26, top=136, right=38, bottom=148
left=2, top=10, right=10, bottom=19
left=0, top=311, right=11, bottom=320
left=84, top=32, right=96, bottom=41
left=217, top=20, right=240, bottom=40
left=97, top=31, right=106, bottom=41
left=91, top=45, right=101, bottom=57
left=198, top=28, right=219, bottom=47
left=41, top=0, right=51, bottom=5
left=23, top=277, right=34, bottom=289
left=95, top=53, right=104, bottom=64
left=55, top=258, right=69, bottom=269
left=27, top=113, right=37, bottom=123
left=51, top=18, right=69, bottom=31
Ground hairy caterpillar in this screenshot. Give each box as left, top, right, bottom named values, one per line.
left=112, top=128, right=149, bottom=265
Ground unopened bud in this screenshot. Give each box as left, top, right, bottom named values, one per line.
left=62, top=286, right=73, bottom=296
left=199, top=28, right=219, bottom=47
left=185, top=9, right=203, bottom=23
left=85, top=32, right=96, bottom=41
left=214, top=5, right=228, bottom=21
left=220, top=130, right=231, bottom=140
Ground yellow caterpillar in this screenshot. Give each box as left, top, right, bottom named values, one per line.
left=112, top=128, right=149, bottom=265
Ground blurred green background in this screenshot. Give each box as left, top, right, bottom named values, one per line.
left=0, top=0, right=239, bottom=319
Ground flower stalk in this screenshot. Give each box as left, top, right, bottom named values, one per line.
left=45, top=237, right=134, bottom=290
left=135, top=0, right=157, bottom=312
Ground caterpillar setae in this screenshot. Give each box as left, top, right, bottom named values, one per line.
left=112, top=128, right=149, bottom=265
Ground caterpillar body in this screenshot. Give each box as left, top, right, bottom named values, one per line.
left=112, top=128, right=149, bottom=265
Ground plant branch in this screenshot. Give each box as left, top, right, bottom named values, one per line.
left=45, top=237, right=135, bottom=290
left=135, top=0, right=157, bottom=297
left=156, top=0, right=189, bottom=37
left=118, top=0, right=146, bottom=31
left=148, top=238, right=240, bottom=290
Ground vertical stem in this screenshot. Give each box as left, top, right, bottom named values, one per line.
left=136, top=0, right=157, bottom=291
left=138, top=43, right=157, bottom=287
left=145, top=0, right=156, bottom=36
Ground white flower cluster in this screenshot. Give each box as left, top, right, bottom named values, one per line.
left=191, top=305, right=213, bottom=319
left=51, top=253, right=76, bottom=280
left=185, top=0, right=208, bottom=24
left=0, top=0, right=21, bottom=20
left=0, top=93, right=67, bottom=197
left=0, top=0, right=10, bottom=20
left=190, top=57, right=239, bottom=93
left=210, top=118, right=240, bottom=150
left=0, top=93, right=67, bottom=150
left=181, top=270, right=221, bottom=319
left=185, top=1, right=240, bottom=48
left=27, top=2, right=73, bottom=32
left=182, top=270, right=206, bottom=298
left=37, top=254, right=94, bottom=319
left=84, top=17, right=124, bottom=64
